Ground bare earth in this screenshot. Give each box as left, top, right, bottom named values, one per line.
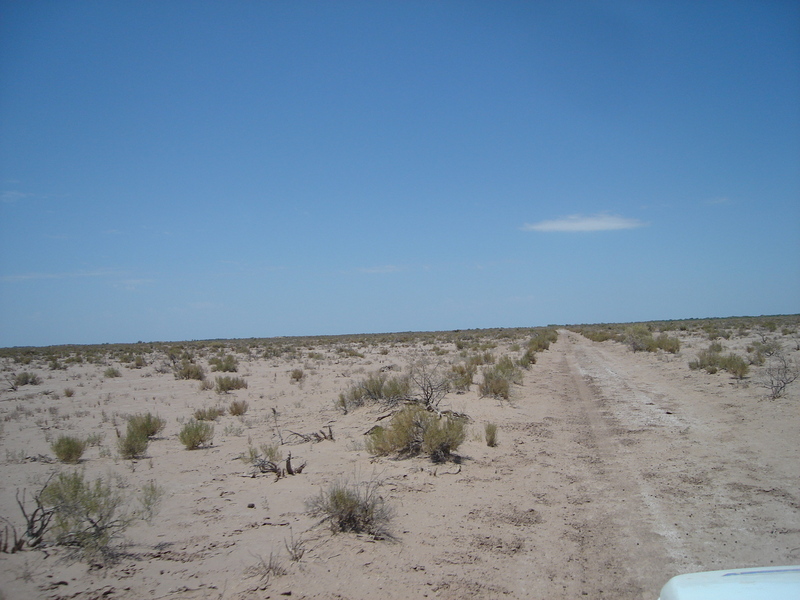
left=1, top=327, right=798, bottom=599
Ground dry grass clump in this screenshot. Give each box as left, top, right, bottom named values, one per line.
left=118, top=424, right=149, bottom=460
left=209, top=353, right=238, bottom=372
left=337, top=371, right=411, bottom=412
left=194, top=406, right=226, bottom=421
left=450, top=363, right=476, bottom=392
left=229, top=399, right=249, bottom=416
left=103, top=367, right=122, bottom=378
left=51, top=435, right=87, bottom=463
left=366, top=404, right=466, bottom=462
left=127, top=413, right=166, bottom=438
left=484, top=423, right=499, bottom=447
left=179, top=419, right=214, bottom=449
left=306, top=479, right=393, bottom=536
left=479, top=355, right=523, bottom=400
left=215, top=375, right=247, bottom=393
left=689, top=346, right=749, bottom=379
left=174, top=360, right=205, bottom=380
left=290, top=368, right=305, bottom=382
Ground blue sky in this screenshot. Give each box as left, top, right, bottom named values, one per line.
left=1, top=1, right=799, bottom=347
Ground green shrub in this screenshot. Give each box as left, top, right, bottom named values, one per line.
left=306, top=479, right=392, bottom=536
left=215, top=375, right=247, bottom=393
left=174, top=360, right=205, bottom=380
left=51, top=435, right=86, bottom=463
left=209, top=354, right=238, bottom=372
left=103, top=367, right=122, bottom=378
left=229, top=399, right=249, bottom=416
left=179, top=420, right=214, bottom=449
left=127, top=413, right=166, bottom=438
left=485, top=423, right=498, bottom=447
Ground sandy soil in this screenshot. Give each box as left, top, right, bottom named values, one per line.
left=0, top=324, right=798, bottom=600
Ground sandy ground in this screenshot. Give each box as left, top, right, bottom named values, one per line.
left=0, top=323, right=798, bottom=599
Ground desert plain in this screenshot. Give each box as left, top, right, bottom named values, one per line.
left=0, top=316, right=798, bottom=600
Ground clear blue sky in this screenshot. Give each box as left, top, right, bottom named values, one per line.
left=1, top=1, right=799, bottom=347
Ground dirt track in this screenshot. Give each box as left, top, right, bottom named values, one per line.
left=503, top=330, right=800, bottom=598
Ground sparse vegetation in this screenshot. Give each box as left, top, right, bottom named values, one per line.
left=290, top=368, right=305, bottom=382
left=760, top=352, right=799, bottom=399
left=103, top=367, right=122, bottom=378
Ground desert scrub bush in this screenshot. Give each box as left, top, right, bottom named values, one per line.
left=127, top=413, right=166, bottom=438
left=479, top=355, right=523, bottom=399
left=760, top=352, right=800, bottom=399
left=229, top=399, right=249, bottom=416
left=485, top=423, right=498, bottom=447
left=366, top=404, right=466, bottom=462
left=41, top=471, right=157, bottom=558
left=655, top=333, right=681, bottom=354
left=290, top=368, right=305, bottom=382
left=408, top=360, right=450, bottom=409
left=194, top=406, right=226, bottom=421
left=174, top=360, right=205, bottom=381
left=337, top=372, right=410, bottom=412
left=306, top=478, right=393, bottom=536
left=449, top=363, right=476, bottom=393
left=624, top=325, right=657, bottom=352
left=103, top=367, right=121, bottom=378
left=179, top=419, right=214, bottom=449
left=215, top=375, right=247, bottom=393
left=51, top=435, right=87, bottom=463
left=209, top=353, right=238, bottom=372
left=10, top=371, right=42, bottom=388
left=118, top=423, right=149, bottom=459
left=64, top=387, right=75, bottom=398
left=689, top=347, right=749, bottom=378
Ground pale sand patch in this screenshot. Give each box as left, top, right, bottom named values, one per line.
left=0, top=323, right=798, bottom=599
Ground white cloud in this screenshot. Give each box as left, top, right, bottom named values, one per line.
left=522, top=213, right=647, bottom=232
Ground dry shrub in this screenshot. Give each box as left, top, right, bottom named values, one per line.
left=215, top=375, right=247, bottom=393
left=366, top=404, right=466, bottom=462
left=306, top=479, right=393, bottom=536
left=229, top=399, right=249, bottom=416
left=485, top=423, right=498, bottom=447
